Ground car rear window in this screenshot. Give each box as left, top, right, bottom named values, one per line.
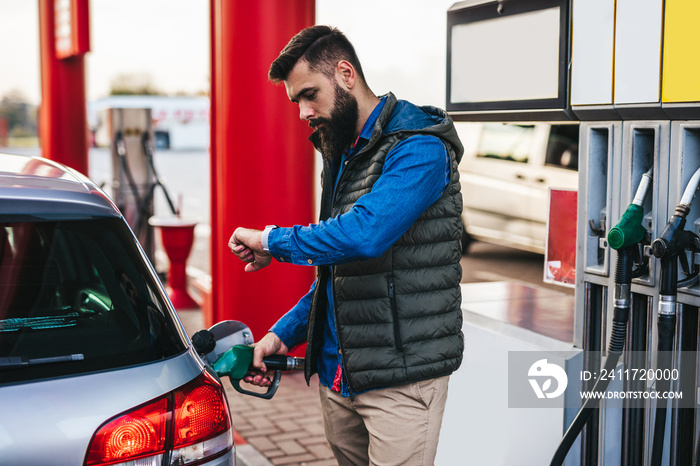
left=0, top=218, right=188, bottom=385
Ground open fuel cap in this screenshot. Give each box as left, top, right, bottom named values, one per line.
left=201, top=320, right=254, bottom=364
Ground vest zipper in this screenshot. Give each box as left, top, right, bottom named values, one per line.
left=331, top=271, right=356, bottom=399
left=328, top=159, right=356, bottom=398
left=388, top=282, right=403, bottom=351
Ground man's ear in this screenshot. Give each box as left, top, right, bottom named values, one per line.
left=336, top=60, right=356, bottom=90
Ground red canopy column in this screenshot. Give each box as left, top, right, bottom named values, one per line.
left=38, top=0, right=90, bottom=175
left=209, top=0, right=316, bottom=342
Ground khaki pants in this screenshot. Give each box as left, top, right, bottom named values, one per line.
left=319, top=376, right=450, bottom=466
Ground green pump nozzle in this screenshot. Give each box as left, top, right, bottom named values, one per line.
left=194, top=321, right=304, bottom=400
left=608, top=169, right=652, bottom=250
left=212, top=344, right=304, bottom=399
left=213, top=345, right=255, bottom=380
left=608, top=204, right=646, bottom=250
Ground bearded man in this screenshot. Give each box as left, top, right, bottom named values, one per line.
left=229, top=25, right=464, bottom=466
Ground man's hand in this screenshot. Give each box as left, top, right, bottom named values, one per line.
left=243, top=332, right=290, bottom=387
left=228, top=227, right=272, bottom=272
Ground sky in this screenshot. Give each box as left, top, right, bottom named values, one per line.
left=0, top=0, right=458, bottom=108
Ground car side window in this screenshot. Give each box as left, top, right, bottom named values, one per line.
left=545, top=124, right=579, bottom=171
left=476, top=123, right=535, bottom=163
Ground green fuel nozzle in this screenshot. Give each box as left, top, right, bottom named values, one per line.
left=608, top=204, right=646, bottom=250
left=212, top=344, right=304, bottom=399
left=212, top=344, right=255, bottom=380
left=608, top=169, right=653, bottom=250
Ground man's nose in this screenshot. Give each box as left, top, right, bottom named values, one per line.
left=299, top=103, right=314, bottom=121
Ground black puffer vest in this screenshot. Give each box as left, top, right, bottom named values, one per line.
left=305, top=93, right=464, bottom=393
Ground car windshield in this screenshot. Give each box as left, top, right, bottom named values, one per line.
left=0, top=218, right=187, bottom=385
left=477, top=124, right=534, bottom=163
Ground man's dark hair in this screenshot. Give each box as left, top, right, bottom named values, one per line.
left=269, top=25, right=367, bottom=85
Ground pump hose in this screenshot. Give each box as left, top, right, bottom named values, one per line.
left=649, top=314, right=677, bottom=466
left=549, top=248, right=632, bottom=466
left=548, top=350, right=624, bottom=466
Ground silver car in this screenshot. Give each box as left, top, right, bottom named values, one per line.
left=0, top=153, right=235, bottom=466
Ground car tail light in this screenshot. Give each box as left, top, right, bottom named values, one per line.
left=171, top=371, right=232, bottom=465
left=85, top=372, right=233, bottom=466
left=85, top=397, right=169, bottom=465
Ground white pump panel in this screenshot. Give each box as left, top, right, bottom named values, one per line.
left=570, top=0, right=615, bottom=107
left=614, top=0, right=664, bottom=105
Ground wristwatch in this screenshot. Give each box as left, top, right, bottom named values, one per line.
left=262, top=225, right=278, bottom=252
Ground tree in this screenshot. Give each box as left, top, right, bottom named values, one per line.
left=109, top=72, right=164, bottom=96
left=0, top=89, right=38, bottom=138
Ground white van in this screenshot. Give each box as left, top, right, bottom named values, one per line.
left=455, top=122, right=579, bottom=254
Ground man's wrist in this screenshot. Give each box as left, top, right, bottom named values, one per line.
left=262, top=225, right=279, bottom=252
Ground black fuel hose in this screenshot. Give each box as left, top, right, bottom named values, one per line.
left=649, top=204, right=689, bottom=466
left=649, top=312, right=676, bottom=466
left=549, top=248, right=632, bottom=466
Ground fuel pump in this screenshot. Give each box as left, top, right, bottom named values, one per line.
left=550, top=169, right=653, bottom=466
left=110, top=108, right=179, bottom=265
left=139, top=132, right=179, bottom=229
left=114, top=130, right=179, bottom=235
left=649, top=166, right=700, bottom=466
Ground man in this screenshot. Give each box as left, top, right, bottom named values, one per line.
left=229, top=25, right=464, bottom=466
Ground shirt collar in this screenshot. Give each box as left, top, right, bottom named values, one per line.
left=350, top=95, right=388, bottom=155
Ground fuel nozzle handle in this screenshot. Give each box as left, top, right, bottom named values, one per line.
left=608, top=169, right=652, bottom=250
left=654, top=165, right=700, bottom=258
left=212, top=345, right=305, bottom=399
left=651, top=204, right=693, bottom=312
left=608, top=204, right=646, bottom=250
left=651, top=205, right=689, bottom=261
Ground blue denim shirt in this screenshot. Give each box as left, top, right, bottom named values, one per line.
left=269, top=96, right=450, bottom=396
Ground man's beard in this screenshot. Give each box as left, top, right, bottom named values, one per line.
left=311, top=83, right=359, bottom=162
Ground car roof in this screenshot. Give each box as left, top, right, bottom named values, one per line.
left=0, top=152, right=120, bottom=218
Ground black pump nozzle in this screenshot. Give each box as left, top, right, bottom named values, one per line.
left=651, top=205, right=689, bottom=259
left=651, top=204, right=696, bottom=297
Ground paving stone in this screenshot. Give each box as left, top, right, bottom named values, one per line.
left=273, top=420, right=303, bottom=432
left=248, top=417, right=277, bottom=429
left=302, top=423, right=326, bottom=436
left=299, top=460, right=338, bottom=466
left=297, top=436, right=330, bottom=447
left=305, top=442, right=334, bottom=460
left=242, top=427, right=282, bottom=438
left=271, top=453, right=316, bottom=465
left=260, top=449, right=284, bottom=459
left=275, top=431, right=311, bottom=442
left=276, top=440, right=306, bottom=456
left=246, top=436, right=277, bottom=452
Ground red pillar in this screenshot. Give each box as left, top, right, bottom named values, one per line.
left=209, top=0, right=316, bottom=343
left=38, top=0, right=90, bottom=175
